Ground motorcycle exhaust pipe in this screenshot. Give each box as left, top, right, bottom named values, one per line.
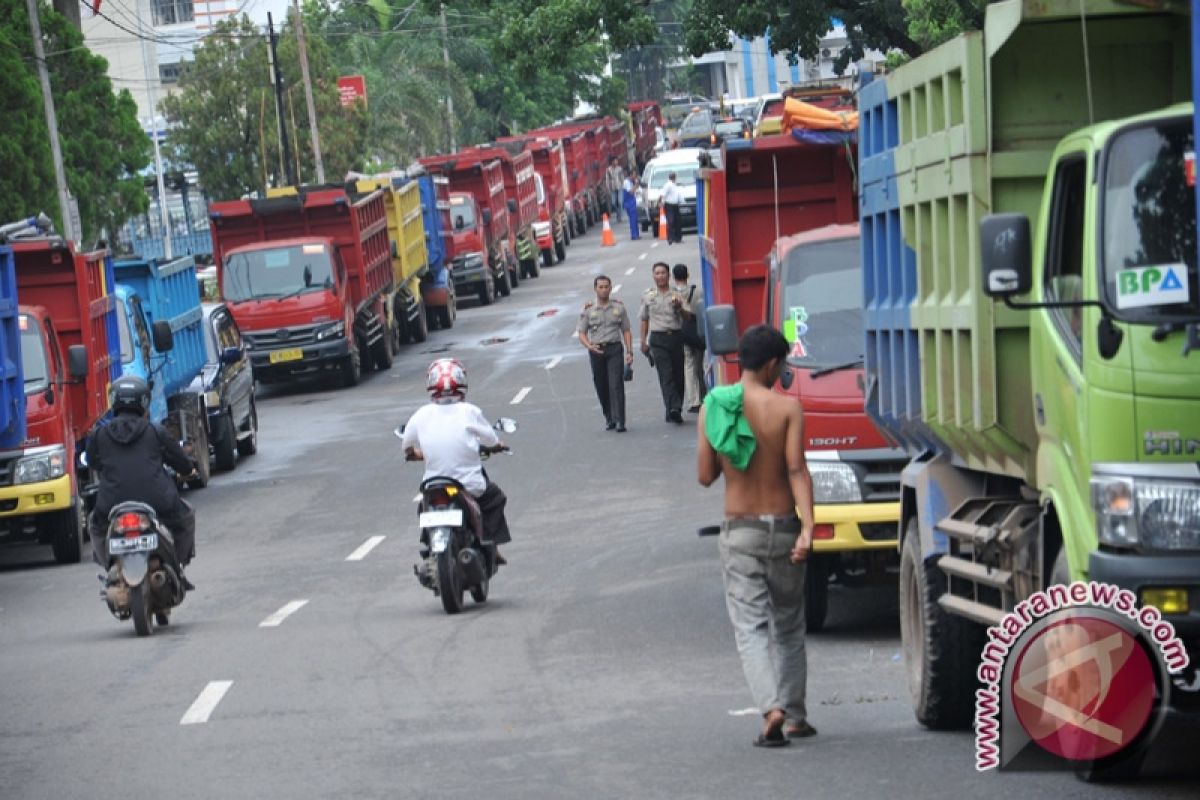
left=458, top=548, right=487, bottom=586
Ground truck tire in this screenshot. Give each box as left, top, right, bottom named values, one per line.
left=340, top=346, right=361, bottom=388
left=478, top=275, right=496, bottom=306
left=805, top=555, right=830, bottom=633
left=563, top=222, right=572, bottom=246
left=436, top=293, right=456, bottom=329
left=555, top=238, right=566, bottom=262
left=186, top=423, right=210, bottom=489
left=237, top=401, right=258, bottom=457
left=49, top=507, right=83, bottom=564
left=213, top=412, right=237, bottom=472
left=496, top=267, right=512, bottom=298
left=899, top=518, right=982, bottom=730
left=523, top=256, right=540, bottom=280
left=508, top=256, right=520, bottom=289
left=409, top=297, right=429, bottom=344
left=371, top=320, right=395, bottom=370
left=541, top=249, right=554, bottom=270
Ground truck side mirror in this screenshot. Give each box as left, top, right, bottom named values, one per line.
left=507, top=198, right=518, bottom=214
left=706, top=304, right=739, bottom=356
left=980, top=214, right=1032, bottom=299
left=220, top=346, right=243, bottom=365
left=152, top=320, right=174, bottom=353
left=481, top=209, right=492, bottom=226
left=67, top=345, right=89, bottom=379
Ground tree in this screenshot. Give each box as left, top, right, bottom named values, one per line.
left=0, top=0, right=150, bottom=242
left=161, top=14, right=368, bottom=200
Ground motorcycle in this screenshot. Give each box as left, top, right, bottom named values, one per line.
left=100, top=502, right=186, bottom=636
left=394, top=418, right=517, bottom=614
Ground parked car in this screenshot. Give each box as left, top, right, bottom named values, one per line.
left=663, top=95, right=712, bottom=128
left=637, top=148, right=705, bottom=233
left=713, top=116, right=752, bottom=144
left=189, top=302, right=257, bottom=472
left=676, top=109, right=716, bottom=148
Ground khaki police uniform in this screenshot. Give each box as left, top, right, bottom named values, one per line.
left=639, top=287, right=687, bottom=421
left=676, top=282, right=706, bottom=411
left=578, top=300, right=631, bottom=429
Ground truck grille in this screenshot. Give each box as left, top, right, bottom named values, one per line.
left=845, top=448, right=908, bottom=503
left=243, top=325, right=319, bottom=349
left=0, top=456, right=16, bottom=488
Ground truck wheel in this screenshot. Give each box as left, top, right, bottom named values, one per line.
left=409, top=297, right=429, bottom=344
left=437, top=293, right=456, bottom=329
left=523, top=256, right=540, bottom=279
left=340, top=346, right=361, bottom=388
left=213, top=412, right=237, bottom=472
left=371, top=320, right=395, bottom=370
left=555, top=238, right=566, bottom=262
left=899, top=519, right=981, bottom=730
left=49, top=507, right=83, bottom=564
left=805, top=555, right=830, bottom=633
left=541, top=249, right=554, bottom=269
left=237, top=401, right=258, bottom=457
left=563, top=222, right=572, bottom=246
left=508, top=257, right=520, bottom=289
left=496, top=267, right=512, bottom=298
left=478, top=276, right=495, bottom=306
left=186, top=423, right=210, bottom=489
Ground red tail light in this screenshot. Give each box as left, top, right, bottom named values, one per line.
left=813, top=524, right=835, bottom=540
left=117, top=512, right=147, bottom=536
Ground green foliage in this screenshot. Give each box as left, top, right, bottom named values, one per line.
left=162, top=13, right=368, bottom=201
left=0, top=0, right=150, bottom=242
left=903, top=0, right=985, bottom=51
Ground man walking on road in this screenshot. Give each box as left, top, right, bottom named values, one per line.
left=697, top=325, right=817, bottom=748
left=660, top=172, right=683, bottom=244
left=639, top=262, right=689, bottom=424
left=606, top=157, right=626, bottom=222
left=578, top=275, right=633, bottom=432
left=672, top=263, right=705, bottom=412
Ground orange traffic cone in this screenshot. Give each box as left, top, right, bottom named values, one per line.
left=601, top=213, right=616, bottom=247
left=657, top=206, right=668, bottom=240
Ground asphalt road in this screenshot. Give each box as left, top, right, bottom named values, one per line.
left=1, top=223, right=1196, bottom=799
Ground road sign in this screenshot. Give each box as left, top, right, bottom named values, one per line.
left=338, top=76, right=367, bottom=108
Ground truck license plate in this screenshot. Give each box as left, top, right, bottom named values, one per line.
left=269, top=348, right=303, bottom=364
left=109, top=533, right=158, bottom=555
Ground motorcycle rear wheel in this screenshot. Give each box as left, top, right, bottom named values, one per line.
left=437, top=550, right=464, bottom=614
left=130, top=585, right=155, bottom=636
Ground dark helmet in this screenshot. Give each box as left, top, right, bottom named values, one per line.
left=110, top=376, right=151, bottom=414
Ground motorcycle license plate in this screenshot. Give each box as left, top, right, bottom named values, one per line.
left=109, top=533, right=158, bottom=555
left=420, top=509, right=463, bottom=528
left=269, top=348, right=304, bottom=364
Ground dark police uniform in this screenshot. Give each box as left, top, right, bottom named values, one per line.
left=578, top=299, right=631, bottom=429
left=639, top=287, right=686, bottom=421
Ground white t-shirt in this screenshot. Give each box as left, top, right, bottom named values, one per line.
left=400, top=401, right=499, bottom=496
left=661, top=180, right=682, bottom=205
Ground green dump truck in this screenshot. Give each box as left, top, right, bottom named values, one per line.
left=859, top=0, right=1200, bottom=739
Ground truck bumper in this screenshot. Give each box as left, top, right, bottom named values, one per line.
left=249, top=338, right=352, bottom=383
left=0, top=474, right=74, bottom=546
left=812, top=501, right=900, bottom=553
left=451, top=261, right=489, bottom=295
left=1089, top=549, right=1200, bottom=711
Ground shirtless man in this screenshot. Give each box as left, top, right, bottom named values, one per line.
left=696, top=324, right=816, bottom=748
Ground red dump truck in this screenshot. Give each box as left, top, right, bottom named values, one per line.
left=209, top=185, right=394, bottom=388
left=2, top=238, right=120, bottom=563
left=528, top=122, right=605, bottom=229
left=700, top=134, right=907, bottom=630
left=497, top=135, right=571, bottom=268
left=456, top=145, right=542, bottom=281
left=627, top=100, right=663, bottom=172
left=419, top=155, right=520, bottom=301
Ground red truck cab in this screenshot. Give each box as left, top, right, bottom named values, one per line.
left=447, top=192, right=503, bottom=306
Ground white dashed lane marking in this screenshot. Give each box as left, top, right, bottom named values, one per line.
left=181, top=681, right=233, bottom=725
left=638, top=253, right=647, bottom=261
left=346, top=535, right=386, bottom=561
left=259, top=600, right=309, bottom=628
left=511, top=387, right=532, bottom=405
left=612, top=284, right=622, bottom=294
left=545, top=356, right=562, bottom=370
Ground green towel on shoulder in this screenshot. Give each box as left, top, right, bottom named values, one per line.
left=704, top=384, right=757, bottom=471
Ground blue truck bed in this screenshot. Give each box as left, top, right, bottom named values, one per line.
left=0, top=247, right=25, bottom=449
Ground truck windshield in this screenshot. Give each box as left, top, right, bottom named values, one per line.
left=781, top=237, right=863, bottom=370
left=19, top=316, right=50, bottom=394
left=223, top=244, right=334, bottom=302
left=1102, top=118, right=1199, bottom=322
left=451, top=202, right=477, bottom=231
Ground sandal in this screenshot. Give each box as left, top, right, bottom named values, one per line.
left=785, top=721, right=818, bottom=739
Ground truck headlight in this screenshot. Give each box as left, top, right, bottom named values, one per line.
left=315, top=321, right=345, bottom=341
left=15, top=446, right=67, bottom=485
left=1091, top=472, right=1200, bottom=550
left=808, top=462, right=862, bottom=504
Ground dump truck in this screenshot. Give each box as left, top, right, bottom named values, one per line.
left=210, top=185, right=394, bottom=388
left=111, top=256, right=212, bottom=485
left=859, top=0, right=1200, bottom=740
left=455, top=146, right=542, bottom=280
left=627, top=100, right=664, bottom=173
left=497, top=135, right=571, bottom=268
left=0, top=232, right=119, bottom=563
left=699, top=133, right=904, bottom=631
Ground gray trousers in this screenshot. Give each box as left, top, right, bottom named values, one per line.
left=719, top=522, right=809, bottom=723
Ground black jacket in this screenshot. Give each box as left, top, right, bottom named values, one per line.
left=87, top=412, right=194, bottom=518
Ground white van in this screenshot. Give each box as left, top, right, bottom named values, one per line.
left=637, top=148, right=710, bottom=233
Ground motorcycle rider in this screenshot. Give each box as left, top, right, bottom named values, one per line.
left=401, top=359, right=512, bottom=563
left=87, top=376, right=198, bottom=589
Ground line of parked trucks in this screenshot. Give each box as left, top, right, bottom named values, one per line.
left=697, top=0, right=1200, bottom=757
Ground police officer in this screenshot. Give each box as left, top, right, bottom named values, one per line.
left=639, top=261, right=690, bottom=424
left=578, top=275, right=633, bottom=432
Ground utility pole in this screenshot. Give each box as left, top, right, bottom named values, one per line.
left=440, top=3, right=456, bottom=152
left=267, top=13, right=296, bottom=187
left=25, top=0, right=76, bottom=244
left=292, top=0, right=325, bottom=184
left=135, top=1, right=173, bottom=258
